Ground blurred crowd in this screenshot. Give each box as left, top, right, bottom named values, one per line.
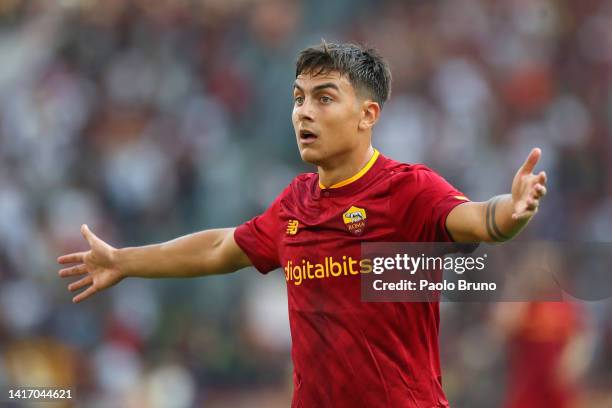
left=0, top=0, right=611, bottom=406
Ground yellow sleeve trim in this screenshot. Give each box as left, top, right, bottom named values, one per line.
left=454, top=195, right=470, bottom=201
left=319, top=149, right=380, bottom=189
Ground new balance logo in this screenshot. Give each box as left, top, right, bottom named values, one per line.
left=286, top=220, right=299, bottom=235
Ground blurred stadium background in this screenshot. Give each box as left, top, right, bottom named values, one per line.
left=0, top=0, right=611, bottom=406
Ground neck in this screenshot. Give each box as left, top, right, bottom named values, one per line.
left=318, top=145, right=375, bottom=188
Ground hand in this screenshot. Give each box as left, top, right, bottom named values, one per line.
left=57, top=224, right=124, bottom=303
left=511, top=148, right=548, bottom=221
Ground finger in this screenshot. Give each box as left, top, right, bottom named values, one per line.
left=525, top=198, right=539, bottom=211
left=58, top=264, right=88, bottom=278
left=537, top=171, right=547, bottom=185
left=518, top=148, right=541, bottom=175
left=68, top=275, right=92, bottom=292
left=512, top=209, right=537, bottom=221
left=530, top=188, right=542, bottom=200
left=57, top=252, right=87, bottom=264
left=81, top=224, right=95, bottom=246
left=73, top=285, right=98, bottom=303
left=533, top=184, right=547, bottom=197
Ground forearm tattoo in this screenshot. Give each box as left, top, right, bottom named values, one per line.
left=485, top=196, right=510, bottom=242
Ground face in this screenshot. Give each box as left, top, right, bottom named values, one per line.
left=292, top=71, right=370, bottom=166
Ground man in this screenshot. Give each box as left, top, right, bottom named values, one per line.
left=496, top=301, right=591, bottom=408
left=58, top=42, right=547, bottom=407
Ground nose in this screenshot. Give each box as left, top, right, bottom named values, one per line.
left=295, top=98, right=314, bottom=122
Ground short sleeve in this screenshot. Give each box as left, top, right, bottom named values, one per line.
left=392, top=166, right=471, bottom=242
left=234, top=195, right=283, bottom=274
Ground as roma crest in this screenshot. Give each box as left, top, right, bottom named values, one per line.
left=342, top=206, right=367, bottom=236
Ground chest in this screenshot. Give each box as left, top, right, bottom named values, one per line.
left=279, top=189, right=397, bottom=256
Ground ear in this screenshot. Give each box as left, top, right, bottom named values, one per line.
left=358, top=100, right=381, bottom=131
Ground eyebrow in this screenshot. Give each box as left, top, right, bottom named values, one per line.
left=293, top=81, right=341, bottom=93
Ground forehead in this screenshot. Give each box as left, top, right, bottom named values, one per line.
left=294, top=71, right=354, bottom=93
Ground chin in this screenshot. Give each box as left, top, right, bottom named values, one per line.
left=298, top=147, right=324, bottom=166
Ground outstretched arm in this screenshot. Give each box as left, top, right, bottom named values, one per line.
left=58, top=225, right=251, bottom=303
left=446, top=148, right=548, bottom=243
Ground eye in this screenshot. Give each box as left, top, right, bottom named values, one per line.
left=320, top=96, right=332, bottom=104
left=294, top=96, right=304, bottom=105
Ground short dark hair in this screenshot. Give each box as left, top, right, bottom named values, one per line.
left=295, top=41, right=392, bottom=108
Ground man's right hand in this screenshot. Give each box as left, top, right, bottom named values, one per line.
left=58, top=224, right=124, bottom=303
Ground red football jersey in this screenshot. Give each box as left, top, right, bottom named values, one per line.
left=504, top=302, right=584, bottom=408
left=234, top=150, right=470, bottom=407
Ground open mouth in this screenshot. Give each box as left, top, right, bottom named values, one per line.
left=299, top=129, right=318, bottom=143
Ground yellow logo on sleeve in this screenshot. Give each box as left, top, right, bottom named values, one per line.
left=342, top=206, right=367, bottom=236
left=286, top=219, right=300, bottom=235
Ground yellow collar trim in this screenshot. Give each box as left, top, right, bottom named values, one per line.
left=319, top=149, right=380, bottom=189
